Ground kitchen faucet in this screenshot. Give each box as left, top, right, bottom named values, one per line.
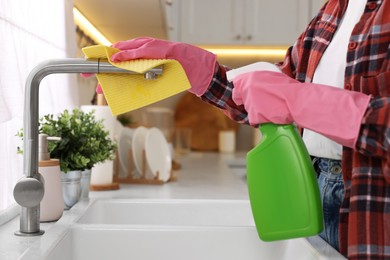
left=13, top=58, right=162, bottom=236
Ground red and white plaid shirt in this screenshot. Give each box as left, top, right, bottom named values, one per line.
left=201, top=0, right=389, bottom=258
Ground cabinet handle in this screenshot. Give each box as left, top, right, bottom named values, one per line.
left=235, top=35, right=241, bottom=40
left=165, top=0, right=173, bottom=6
left=246, top=35, right=252, bottom=41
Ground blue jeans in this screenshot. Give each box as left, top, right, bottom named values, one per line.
left=313, top=157, right=344, bottom=252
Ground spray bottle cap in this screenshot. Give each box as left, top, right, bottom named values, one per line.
left=38, top=134, right=61, bottom=161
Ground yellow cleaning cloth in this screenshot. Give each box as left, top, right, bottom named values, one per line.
left=82, top=45, right=190, bottom=115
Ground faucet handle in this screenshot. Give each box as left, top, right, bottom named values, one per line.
left=13, top=177, right=44, bottom=208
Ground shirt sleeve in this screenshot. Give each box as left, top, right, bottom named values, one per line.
left=356, top=97, right=390, bottom=182
left=200, top=63, right=250, bottom=125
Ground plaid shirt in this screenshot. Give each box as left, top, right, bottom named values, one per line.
left=201, top=0, right=390, bottom=258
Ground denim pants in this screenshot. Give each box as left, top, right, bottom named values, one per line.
left=313, top=157, right=344, bottom=252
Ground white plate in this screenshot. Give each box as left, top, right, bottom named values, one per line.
left=144, top=127, right=172, bottom=182
left=131, top=126, right=150, bottom=178
left=118, top=127, right=135, bottom=178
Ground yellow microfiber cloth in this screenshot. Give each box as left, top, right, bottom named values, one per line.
left=82, top=45, right=190, bottom=115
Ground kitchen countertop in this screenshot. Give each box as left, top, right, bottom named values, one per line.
left=91, top=152, right=249, bottom=200
left=0, top=152, right=249, bottom=260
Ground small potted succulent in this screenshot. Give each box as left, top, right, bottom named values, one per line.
left=38, top=108, right=116, bottom=208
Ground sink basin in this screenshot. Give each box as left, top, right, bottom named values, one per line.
left=19, top=199, right=345, bottom=260
left=43, top=225, right=341, bottom=260
left=77, top=199, right=255, bottom=226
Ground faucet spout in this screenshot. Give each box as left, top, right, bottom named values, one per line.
left=14, top=58, right=162, bottom=236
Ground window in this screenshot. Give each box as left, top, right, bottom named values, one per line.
left=0, top=0, right=78, bottom=211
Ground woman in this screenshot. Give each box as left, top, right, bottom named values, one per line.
left=103, top=0, right=389, bottom=258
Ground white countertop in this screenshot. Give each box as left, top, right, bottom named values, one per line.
left=90, top=152, right=249, bottom=200
left=0, top=152, right=249, bottom=260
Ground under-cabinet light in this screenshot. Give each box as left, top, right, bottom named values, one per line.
left=73, top=7, right=112, bottom=46
left=202, top=47, right=287, bottom=57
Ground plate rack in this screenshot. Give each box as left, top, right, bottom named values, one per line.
left=113, top=149, right=176, bottom=185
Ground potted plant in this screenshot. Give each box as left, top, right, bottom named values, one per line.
left=39, top=108, right=116, bottom=208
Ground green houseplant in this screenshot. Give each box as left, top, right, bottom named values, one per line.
left=18, top=108, right=117, bottom=209
left=39, top=108, right=116, bottom=173
left=42, top=108, right=117, bottom=207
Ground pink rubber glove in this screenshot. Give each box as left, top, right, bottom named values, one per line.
left=232, top=71, right=371, bottom=148
left=96, top=83, right=102, bottom=94
left=111, top=37, right=217, bottom=96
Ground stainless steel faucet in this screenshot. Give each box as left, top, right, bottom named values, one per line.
left=13, top=58, right=162, bottom=236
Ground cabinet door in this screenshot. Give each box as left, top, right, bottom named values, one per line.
left=246, top=0, right=310, bottom=45
left=165, top=0, right=180, bottom=41
left=178, top=0, right=245, bottom=45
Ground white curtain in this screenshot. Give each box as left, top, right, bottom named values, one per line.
left=0, top=0, right=78, bottom=211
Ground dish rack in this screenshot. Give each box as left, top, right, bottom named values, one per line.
left=113, top=149, right=177, bottom=185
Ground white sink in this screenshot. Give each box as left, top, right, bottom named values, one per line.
left=43, top=225, right=341, bottom=260
left=19, top=199, right=345, bottom=260
left=77, top=199, right=255, bottom=226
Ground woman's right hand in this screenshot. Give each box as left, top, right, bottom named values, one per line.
left=111, top=37, right=217, bottom=96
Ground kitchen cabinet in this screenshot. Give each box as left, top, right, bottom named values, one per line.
left=245, top=0, right=311, bottom=45
left=165, top=0, right=315, bottom=45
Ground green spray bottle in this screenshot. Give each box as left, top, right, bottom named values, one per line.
left=246, top=123, right=323, bottom=241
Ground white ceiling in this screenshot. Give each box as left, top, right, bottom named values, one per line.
left=73, top=0, right=168, bottom=44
